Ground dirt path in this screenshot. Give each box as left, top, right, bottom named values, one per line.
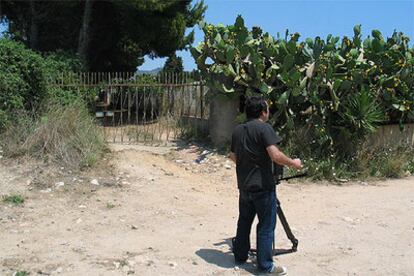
left=1, top=144, right=413, bottom=276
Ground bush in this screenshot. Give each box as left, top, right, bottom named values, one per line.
left=1, top=100, right=106, bottom=170
left=42, top=51, right=97, bottom=105
left=193, top=17, right=414, bottom=167
left=355, top=146, right=414, bottom=178
left=281, top=123, right=414, bottom=180
left=43, top=50, right=84, bottom=79
left=0, top=39, right=90, bottom=131
left=0, top=38, right=47, bottom=130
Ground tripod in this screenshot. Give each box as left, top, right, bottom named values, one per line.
left=249, top=172, right=306, bottom=256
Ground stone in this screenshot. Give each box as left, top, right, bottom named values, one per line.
left=168, top=261, right=177, bottom=268
left=91, top=179, right=99, bottom=185
left=342, top=216, right=354, bottom=223
left=55, top=182, right=65, bottom=188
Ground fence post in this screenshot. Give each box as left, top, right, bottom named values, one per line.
left=200, top=80, right=204, bottom=120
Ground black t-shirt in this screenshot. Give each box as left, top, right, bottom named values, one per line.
left=231, top=119, right=282, bottom=191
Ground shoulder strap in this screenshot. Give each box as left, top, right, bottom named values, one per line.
left=240, top=123, right=260, bottom=164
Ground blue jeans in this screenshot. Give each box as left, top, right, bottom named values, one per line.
left=233, top=190, right=277, bottom=272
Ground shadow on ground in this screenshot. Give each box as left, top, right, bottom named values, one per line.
left=195, top=238, right=258, bottom=274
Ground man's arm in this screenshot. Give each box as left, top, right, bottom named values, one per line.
left=266, top=145, right=302, bottom=169
left=229, top=151, right=236, bottom=163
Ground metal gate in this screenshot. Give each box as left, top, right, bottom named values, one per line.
left=48, top=72, right=209, bottom=144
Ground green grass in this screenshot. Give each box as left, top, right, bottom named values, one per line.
left=3, top=194, right=25, bottom=205
left=14, top=271, right=29, bottom=276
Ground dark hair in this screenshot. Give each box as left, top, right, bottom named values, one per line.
left=245, top=96, right=268, bottom=119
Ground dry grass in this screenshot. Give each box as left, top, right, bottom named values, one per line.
left=1, top=100, right=106, bottom=170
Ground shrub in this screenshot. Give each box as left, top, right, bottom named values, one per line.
left=0, top=38, right=47, bottom=130
left=193, top=16, right=414, bottom=165
left=42, top=51, right=97, bottom=106
left=1, top=100, right=106, bottom=169
left=356, top=146, right=414, bottom=178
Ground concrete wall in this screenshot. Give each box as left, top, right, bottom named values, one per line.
left=208, top=93, right=239, bottom=147
left=367, top=123, right=414, bottom=148
left=179, top=116, right=209, bottom=136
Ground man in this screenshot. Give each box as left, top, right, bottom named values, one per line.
left=229, top=96, right=302, bottom=275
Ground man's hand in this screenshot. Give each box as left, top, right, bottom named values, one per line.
left=267, top=145, right=303, bottom=170
left=291, top=158, right=303, bottom=170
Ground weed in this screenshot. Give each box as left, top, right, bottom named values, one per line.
left=14, top=271, right=29, bottom=276
left=1, top=100, right=106, bottom=170
left=3, top=194, right=25, bottom=205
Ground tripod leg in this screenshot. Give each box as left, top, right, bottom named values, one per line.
left=277, top=199, right=298, bottom=251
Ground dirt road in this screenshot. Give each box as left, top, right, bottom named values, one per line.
left=1, top=144, right=413, bottom=275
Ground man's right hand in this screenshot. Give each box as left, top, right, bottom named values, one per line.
left=291, top=158, right=303, bottom=170
left=267, top=145, right=304, bottom=170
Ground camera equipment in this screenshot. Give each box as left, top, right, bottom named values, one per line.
left=249, top=164, right=308, bottom=256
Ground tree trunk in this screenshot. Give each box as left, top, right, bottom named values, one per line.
left=78, top=0, right=93, bottom=69
left=29, top=0, right=39, bottom=49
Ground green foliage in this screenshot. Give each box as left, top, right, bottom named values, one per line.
left=305, top=157, right=353, bottom=181
left=333, top=89, right=386, bottom=159
left=3, top=194, right=25, bottom=205
left=163, top=54, right=184, bottom=74
left=42, top=51, right=95, bottom=106
left=1, top=0, right=207, bottom=71
left=0, top=38, right=47, bottom=131
left=43, top=50, right=84, bottom=81
left=355, top=146, right=414, bottom=178
left=14, top=272, right=29, bottom=276
left=192, top=16, right=414, bottom=161
left=0, top=39, right=91, bottom=131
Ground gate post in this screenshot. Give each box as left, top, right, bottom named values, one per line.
left=208, top=92, right=239, bottom=147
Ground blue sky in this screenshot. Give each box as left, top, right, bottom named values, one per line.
left=2, top=0, right=413, bottom=71
left=143, top=0, right=414, bottom=71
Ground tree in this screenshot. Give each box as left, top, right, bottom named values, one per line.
left=0, top=0, right=206, bottom=72
left=163, top=54, right=184, bottom=74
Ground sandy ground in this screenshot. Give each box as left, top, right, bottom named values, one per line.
left=0, top=143, right=413, bottom=276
